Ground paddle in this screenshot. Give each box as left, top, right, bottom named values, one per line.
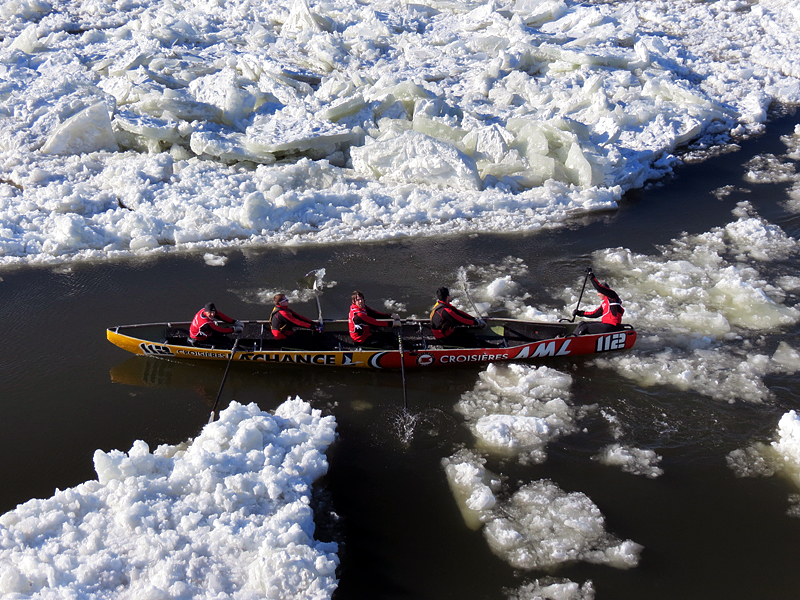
left=313, top=279, right=323, bottom=327
left=396, top=323, right=408, bottom=410
left=305, top=269, right=324, bottom=330
left=562, top=268, right=592, bottom=323
left=208, top=336, right=239, bottom=424
left=459, top=267, right=488, bottom=331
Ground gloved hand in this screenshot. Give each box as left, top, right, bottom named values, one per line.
left=392, top=318, right=402, bottom=328
left=476, top=318, right=486, bottom=328
left=316, top=324, right=324, bottom=333
left=233, top=321, right=244, bottom=333
left=585, top=267, right=593, bottom=275
left=573, top=309, right=584, bottom=317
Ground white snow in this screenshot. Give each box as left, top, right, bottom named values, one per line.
left=0, top=399, right=339, bottom=600
left=442, top=450, right=642, bottom=570
left=507, top=579, right=595, bottom=600
left=3, top=0, right=800, bottom=590
left=771, top=411, right=800, bottom=488
left=2, top=0, right=800, bottom=265
left=728, top=411, right=800, bottom=515
left=455, top=363, right=578, bottom=465
left=578, top=202, right=800, bottom=403
left=596, top=444, right=663, bottom=479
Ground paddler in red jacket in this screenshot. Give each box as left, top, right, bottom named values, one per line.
left=349, top=290, right=400, bottom=348
left=270, top=293, right=322, bottom=348
left=572, top=269, right=625, bottom=335
left=430, top=286, right=485, bottom=347
left=189, top=302, right=243, bottom=346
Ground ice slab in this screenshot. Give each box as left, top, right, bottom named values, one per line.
left=42, top=102, right=119, bottom=155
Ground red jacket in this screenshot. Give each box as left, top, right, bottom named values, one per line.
left=189, top=308, right=235, bottom=341
left=349, top=303, right=391, bottom=343
left=582, top=277, right=624, bottom=325
left=270, top=305, right=315, bottom=340
left=430, top=300, right=478, bottom=339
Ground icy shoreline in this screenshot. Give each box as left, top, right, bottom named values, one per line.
left=2, top=0, right=799, bottom=267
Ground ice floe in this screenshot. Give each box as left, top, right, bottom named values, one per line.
left=0, top=399, right=339, bottom=599
left=442, top=449, right=642, bottom=570
left=2, top=0, right=800, bottom=265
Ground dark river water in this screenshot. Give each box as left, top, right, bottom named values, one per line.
left=2, top=107, right=800, bottom=599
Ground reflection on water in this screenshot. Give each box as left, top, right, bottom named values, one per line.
left=111, top=356, right=235, bottom=409
left=112, top=356, right=463, bottom=452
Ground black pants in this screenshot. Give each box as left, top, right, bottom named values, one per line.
left=358, top=331, right=398, bottom=349
left=189, top=331, right=235, bottom=348
left=573, top=322, right=623, bottom=336
left=280, top=330, right=325, bottom=350
left=438, top=328, right=484, bottom=348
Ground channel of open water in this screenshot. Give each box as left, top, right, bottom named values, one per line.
left=2, top=108, right=800, bottom=599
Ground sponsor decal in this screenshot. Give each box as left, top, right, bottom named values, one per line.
left=369, top=352, right=389, bottom=369
left=596, top=332, right=627, bottom=352
left=416, top=353, right=435, bottom=366
left=238, top=353, right=336, bottom=364
left=341, top=352, right=365, bottom=366
left=515, top=340, right=571, bottom=359
left=438, top=352, right=510, bottom=364
left=139, top=343, right=174, bottom=356
left=174, top=348, right=230, bottom=358
left=533, top=340, right=572, bottom=357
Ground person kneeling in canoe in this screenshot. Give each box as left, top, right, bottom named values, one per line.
left=572, top=270, right=625, bottom=335
left=270, top=293, right=322, bottom=349
left=189, top=302, right=243, bottom=347
left=349, top=290, right=400, bottom=348
left=430, top=286, right=485, bottom=348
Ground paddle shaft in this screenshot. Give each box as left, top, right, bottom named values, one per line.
left=460, top=270, right=486, bottom=319
left=397, top=326, right=408, bottom=410
left=208, top=337, right=239, bottom=424
left=570, top=271, right=591, bottom=322
left=313, top=280, right=323, bottom=327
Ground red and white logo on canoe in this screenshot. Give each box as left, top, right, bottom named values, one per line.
left=416, top=353, right=434, bottom=366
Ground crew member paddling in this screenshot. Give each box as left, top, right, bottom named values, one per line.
left=349, top=290, right=400, bottom=348
left=270, top=293, right=321, bottom=348
left=430, top=286, right=485, bottom=347
left=189, top=302, right=242, bottom=347
left=572, top=269, right=625, bottom=336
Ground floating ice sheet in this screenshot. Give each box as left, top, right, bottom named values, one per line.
left=2, top=0, right=800, bottom=264
left=455, top=363, right=578, bottom=465
left=0, top=399, right=339, bottom=599
left=575, top=203, right=800, bottom=403
left=442, top=450, right=642, bottom=570
left=728, top=410, right=800, bottom=516
left=595, top=444, right=663, bottom=479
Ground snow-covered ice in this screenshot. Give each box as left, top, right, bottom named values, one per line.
left=2, top=0, right=800, bottom=265
left=442, top=449, right=642, bottom=571
left=3, top=0, right=800, bottom=594
left=455, top=362, right=579, bottom=465
left=728, top=410, right=800, bottom=516
left=0, top=399, right=339, bottom=600
left=596, top=444, right=663, bottom=479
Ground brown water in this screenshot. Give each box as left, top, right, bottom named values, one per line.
left=2, top=107, right=800, bottom=599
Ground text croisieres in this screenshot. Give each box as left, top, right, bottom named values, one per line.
left=439, top=352, right=510, bottom=364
